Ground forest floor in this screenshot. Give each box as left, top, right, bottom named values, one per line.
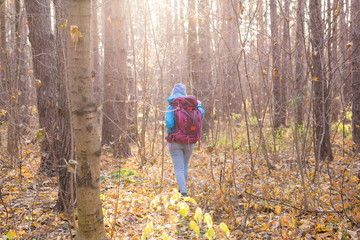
left=0, top=124, right=360, bottom=240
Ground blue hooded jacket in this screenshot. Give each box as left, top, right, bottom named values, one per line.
left=165, top=84, right=205, bottom=134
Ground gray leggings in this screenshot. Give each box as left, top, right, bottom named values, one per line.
left=168, top=142, right=194, bottom=194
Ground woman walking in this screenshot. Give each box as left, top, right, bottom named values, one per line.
left=165, top=84, right=204, bottom=196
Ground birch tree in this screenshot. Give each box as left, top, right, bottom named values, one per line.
left=67, top=0, right=106, bottom=238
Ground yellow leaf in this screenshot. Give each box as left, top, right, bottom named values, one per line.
left=313, top=77, right=319, bottom=81
left=70, top=25, right=83, bottom=49
left=346, top=42, right=353, bottom=48
left=219, top=222, right=230, bottom=237
left=184, top=197, right=197, bottom=205
left=195, top=207, right=203, bottom=224
left=29, top=70, right=33, bottom=75
left=275, top=188, right=280, bottom=197
left=170, top=193, right=181, bottom=205
left=35, top=79, right=41, bottom=87
left=7, top=230, right=16, bottom=239
left=205, top=227, right=215, bottom=240
left=198, top=48, right=202, bottom=55
left=204, top=213, right=213, bottom=228
left=0, top=109, right=7, bottom=116
left=161, top=232, right=170, bottom=240
left=107, top=16, right=112, bottom=23
left=356, top=125, right=360, bottom=129
left=275, top=205, right=281, bottom=215
left=190, top=221, right=200, bottom=237
left=305, top=98, right=310, bottom=105
left=352, top=176, right=359, bottom=182
left=61, top=19, right=67, bottom=30
left=194, top=17, right=198, bottom=23
left=178, top=202, right=189, bottom=218
left=142, top=222, right=153, bottom=240
left=315, top=224, right=329, bottom=233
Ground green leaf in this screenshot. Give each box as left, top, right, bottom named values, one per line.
left=35, top=128, right=45, bottom=141
left=190, top=220, right=200, bottom=237
left=6, top=230, right=14, bottom=239
left=204, top=213, right=213, bottom=228
left=195, top=207, right=203, bottom=224
left=219, top=222, right=230, bottom=237
left=205, top=227, right=215, bottom=240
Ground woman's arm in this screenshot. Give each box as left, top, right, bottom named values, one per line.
left=165, top=105, right=175, bottom=130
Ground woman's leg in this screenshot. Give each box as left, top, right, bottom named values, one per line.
left=168, top=142, right=187, bottom=193
left=183, top=144, right=194, bottom=181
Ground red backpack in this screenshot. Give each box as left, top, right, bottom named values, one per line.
left=166, top=96, right=202, bottom=147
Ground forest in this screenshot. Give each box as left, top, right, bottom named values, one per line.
left=0, top=0, right=360, bottom=239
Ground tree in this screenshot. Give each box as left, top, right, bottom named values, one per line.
left=102, top=0, right=131, bottom=157
left=0, top=0, right=10, bottom=150
left=309, top=0, right=333, bottom=162
left=91, top=0, right=102, bottom=108
left=25, top=0, right=58, bottom=175
left=294, top=0, right=305, bottom=125
left=53, top=0, right=76, bottom=214
left=352, top=0, right=360, bottom=147
left=102, top=1, right=116, bottom=146
left=192, top=0, right=212, bottom=137
left=339, top=0, right=351, bottom=107
left=187, top=0, right=196, bottom=92
left=220, top=0, right=241, bottom=114
left=280, top=0, right=291, bottom=126
left=113, top=0, right=131, bottom=157
left=270, top=0, right=282, bottom=129
left=66, top=0, right=106, bottom=238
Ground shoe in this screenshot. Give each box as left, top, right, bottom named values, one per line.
left=181, top=192, right=188, bottom=197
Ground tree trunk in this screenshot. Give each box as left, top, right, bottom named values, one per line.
left=102, top=1, right=116, bottom=146
left=187, top=0, right=196, bottom=94
left=295, top=0, right=305, bottom=125
left=25, top=0, right=58, bottom=175
left=113, top=0, right=131, bottom=157
left=256, top=0, right=269, bottom=116
left=270, top=0, right=282, bottom=129
left=92, top=0, right=102, bottom=109
left=352, top=0, right=360, bottom=146
left=280, top=0, right=291, bottom=126
left=309, top=0, right=333, bottom=162
left=53, top=0, right=76, bottom=214
left=194, top=0, right=212, bottom=138
left=221, top=0, right=240, bottom=114
left=66, top=0, right=106, bottom=238
left=339, top=0, right=351, bottom=107
left=0, top=0, right=9, bottom=148
left=330, top=0, right=340, bottom=122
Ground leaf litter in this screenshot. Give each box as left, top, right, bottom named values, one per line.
left=0, top=126, right=360, bottom=239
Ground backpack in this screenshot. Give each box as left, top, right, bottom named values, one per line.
left=166, top=96, right=202, bottom=146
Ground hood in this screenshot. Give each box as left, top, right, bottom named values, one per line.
left=167, top=84, right=186, bottom=104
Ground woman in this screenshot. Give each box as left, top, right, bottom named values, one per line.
left=165, top=84, right=204, bottom=196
